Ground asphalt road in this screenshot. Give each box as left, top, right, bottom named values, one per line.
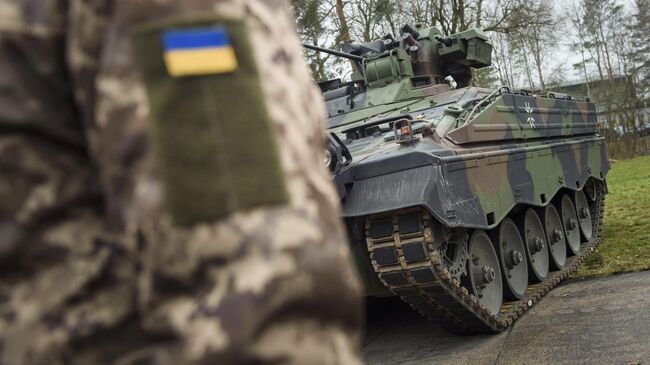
left=362, top=270, right=650, bottom=364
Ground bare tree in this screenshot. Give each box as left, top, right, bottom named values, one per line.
left=518, top=1, right=556, bottom=93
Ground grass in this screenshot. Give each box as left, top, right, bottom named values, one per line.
left=576, top=154, right=650, bottom=278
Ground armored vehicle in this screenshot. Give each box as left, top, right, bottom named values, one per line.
left=310, top=24, right=608, bottom=333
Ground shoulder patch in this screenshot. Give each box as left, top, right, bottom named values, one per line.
left=132, top=17, right=288, bottom=226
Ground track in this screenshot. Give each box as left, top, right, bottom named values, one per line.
left=365, top=181, right=605, bottom=334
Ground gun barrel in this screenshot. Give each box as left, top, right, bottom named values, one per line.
left=302, top=43, right=366, bottom=62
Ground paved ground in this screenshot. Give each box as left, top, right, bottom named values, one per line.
left=362, top=270, right=650, bottom=364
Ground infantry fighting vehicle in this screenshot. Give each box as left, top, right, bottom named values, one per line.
left=309, top=24, right=608, bottom=333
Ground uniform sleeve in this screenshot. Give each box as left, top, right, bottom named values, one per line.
left=71, top=0, right=365, bottom=363
left=0, top=2, right=137, bottom=364
left=0, top=0, right=363, bottom=363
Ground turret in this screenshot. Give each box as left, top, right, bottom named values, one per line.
left=306, top=24, right=492, bottom=91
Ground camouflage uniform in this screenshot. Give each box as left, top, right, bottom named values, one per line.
left=0, top=0, right=363, bottom=364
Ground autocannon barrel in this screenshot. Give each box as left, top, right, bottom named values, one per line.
left=302, top=43, right=366, bottom=62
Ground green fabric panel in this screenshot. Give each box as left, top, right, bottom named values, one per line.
left=133, top=17, right=288, bottom=226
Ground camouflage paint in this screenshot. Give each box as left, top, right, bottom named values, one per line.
left=319, top=26, right=608, bottom=296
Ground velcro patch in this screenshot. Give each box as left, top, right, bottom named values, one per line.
left=133, top=17, right=288, bottom=226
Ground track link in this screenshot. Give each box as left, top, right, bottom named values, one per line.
left=365, top=183, right=605, bottom=334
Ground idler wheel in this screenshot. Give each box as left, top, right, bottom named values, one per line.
left=492, top=218, right=528, bottom=300
left=560, top=194, right=581, bottom=255
left=463, top=230, right=503, bottom=315
left=518, top=208, right=549, bottom=282
left=539, top=204, right=567, bottom=270
left=574, top=190, right=593, bottom=241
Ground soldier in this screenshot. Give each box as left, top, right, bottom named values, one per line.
left=0, top=0, right=363, bottom=363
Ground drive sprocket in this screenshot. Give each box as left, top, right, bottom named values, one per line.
left=439, top=230, right=469, bottom=281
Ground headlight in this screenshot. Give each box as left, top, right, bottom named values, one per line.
left=324, top=148, right=332, bottom=168
left=325, top=132, right=351, bottom=174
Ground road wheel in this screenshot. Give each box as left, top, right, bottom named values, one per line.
left=465, top=230, right=503, bottom=315
left=540, top=204, right=567, bottom=270
left=518, top=208, right=549, bottom=282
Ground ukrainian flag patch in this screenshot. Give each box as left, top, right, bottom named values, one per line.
left=162, top=27, right=238, bottom=76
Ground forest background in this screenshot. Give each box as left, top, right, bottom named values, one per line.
left=293, top=0, right=650, bottom=158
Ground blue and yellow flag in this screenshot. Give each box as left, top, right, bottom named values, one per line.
left=162, top=27, right=238, bottom=76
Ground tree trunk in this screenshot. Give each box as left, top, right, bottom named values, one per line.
left=579, top=48, right=591, bottom=98
left=530, top=32, right=546, bottom=93
left=597, top=22, right=615, bottom=82
left=518, top=36, right=536, bottom=91
left=386, top=12, right=398, bottom=37
left=336, top=0, right=351, bottom=42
